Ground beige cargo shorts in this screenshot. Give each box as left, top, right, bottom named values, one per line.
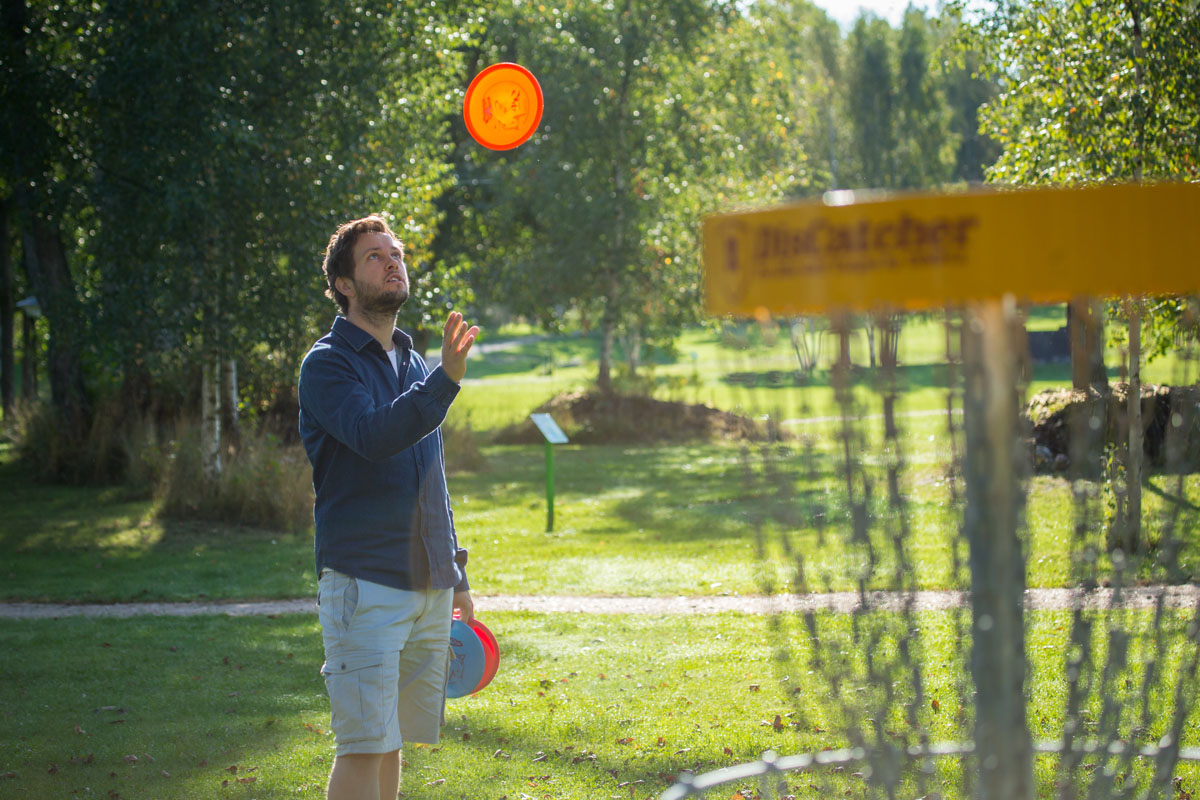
left=317, top=569, right=452, bottom=756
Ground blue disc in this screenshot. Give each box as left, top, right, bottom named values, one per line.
left=446, top=619, right=486, bottom=698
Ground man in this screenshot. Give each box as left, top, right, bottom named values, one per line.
left=298, top=215, right=479, bottom=800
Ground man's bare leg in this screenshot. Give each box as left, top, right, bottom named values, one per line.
left=327, top=750, right=400, bottom=800
left=378, top=750, right=400, bottom=799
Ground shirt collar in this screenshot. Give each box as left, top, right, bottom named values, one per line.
left=331, top=316, right=414, bottom=354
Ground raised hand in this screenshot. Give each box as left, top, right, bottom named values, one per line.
left=440, top=311, right=479, bottom=384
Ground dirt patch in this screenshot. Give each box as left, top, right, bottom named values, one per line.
left=491, top=391, right=774, bottom=445
left=1028, top=383, right=1200, bottom=474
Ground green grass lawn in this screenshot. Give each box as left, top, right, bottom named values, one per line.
left=453, top=308, right=1194, bottom=433
left=4, top=428, right=1198, bottom=603
left=3, top=609, right=1197, bottom=800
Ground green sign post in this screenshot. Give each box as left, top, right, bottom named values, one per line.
left=529, top=413, right=568, bottom=533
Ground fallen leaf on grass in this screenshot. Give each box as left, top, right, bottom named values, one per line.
left=616, top=737, right=634, bottom=745
left=237, top=776, right=256, bottom=784
left=161, top=770, right=171, bottom=778
left=425, top=778, right=445, bottom=786
left=724, top=747, right=734, bottom=756
left=0, top=772, right=16, bottom=779
left=69, top=755, right=94, bottom=765
left=123, top=755, right=138, bottom=764
left=74, top=724, right=87, bottom=735
left=47, top=764, right=59, bottom=774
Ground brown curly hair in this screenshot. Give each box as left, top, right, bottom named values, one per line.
left=321, top=215, right=404, bottom=314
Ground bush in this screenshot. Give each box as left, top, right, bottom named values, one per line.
left=11, top=393, right=483, bottom=532
left=9, top=397, right=152, bottom=488
left=156, top=423, right=314, bottom=533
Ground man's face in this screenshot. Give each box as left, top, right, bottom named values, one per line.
left=344, top=231, right=409, bottom=314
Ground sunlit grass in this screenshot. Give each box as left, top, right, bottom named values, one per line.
left=3, top=609, right=1197, bottom=800
left=5, top=430, right=1198, bottom=603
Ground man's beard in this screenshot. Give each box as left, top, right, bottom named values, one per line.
left=357, top=282, right=409, bottom=316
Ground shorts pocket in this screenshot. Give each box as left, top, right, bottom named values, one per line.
left=317, top=571, right=360, bottom=632
left=322, top=654, right=388, bottom=746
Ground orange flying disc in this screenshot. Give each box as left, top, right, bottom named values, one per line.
left=463, top=62, right=543, bottom=151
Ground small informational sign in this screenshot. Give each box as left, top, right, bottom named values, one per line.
left=529, top=413, right=567, bottom=533
left=530, top=413, right=569, bottom=445
left=703, top=182, right=1200, bottom=316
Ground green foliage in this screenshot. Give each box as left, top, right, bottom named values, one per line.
left=841, top=10, right=960, bottom=190
left=450, top=0, right=809, bottom=385
left=976, top=0, right=1200, bottom=185
left=1106, top=296, right=1200, bottom=367
left=3, top=0, right=477, bottom=406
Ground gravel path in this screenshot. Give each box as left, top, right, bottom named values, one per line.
left=2, top=586, right=1196, bottom=620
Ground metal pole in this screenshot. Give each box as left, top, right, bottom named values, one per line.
left=961, top=297, right=1033, bottom=800
left=545, top=440, right=555, bottom=533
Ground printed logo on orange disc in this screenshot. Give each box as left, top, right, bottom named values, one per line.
left=463, top=63, right=544, bottom=151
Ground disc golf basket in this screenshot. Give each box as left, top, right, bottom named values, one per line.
left=663, top=183, right=1200, bottom=800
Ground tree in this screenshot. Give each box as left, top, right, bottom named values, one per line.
left=748, top=0, right=845, bottom=194
left=2, top=0, right=475, bottom=481
left=972, top=0, right=1200, bottom=552
left=936, top=10, right=1001, bottom=184
left=893, top=8, right=958, bottom=189
left=462, top=0, right=805, bottom=392
left=844, top=15, right=899, bottom=188
left=1, top=0, right=92, bottom=439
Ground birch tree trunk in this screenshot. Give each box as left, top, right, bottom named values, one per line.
left=597, top=309, right=615, bottom=394
left=221, top=357, right=238, bottom=438
left=201, top=356, right=222, bottom=480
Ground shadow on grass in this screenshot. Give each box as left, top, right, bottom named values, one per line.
left=1143, top=475, right=1200, bottom=512
left=0, top=614, right=329, bottom=798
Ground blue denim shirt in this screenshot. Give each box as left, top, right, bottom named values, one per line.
left=298, top=316, right=468, bottom=593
